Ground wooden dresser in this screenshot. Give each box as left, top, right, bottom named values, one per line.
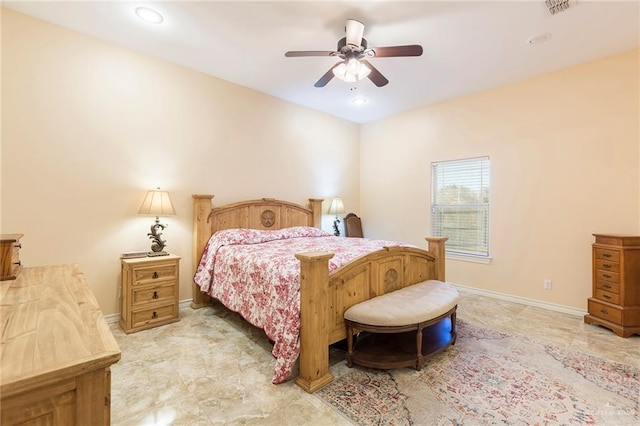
left=0, top=264, right=121, bottom=425
left=120, top=254, right=180, bottom=334
left=584, top=234, right=640, bottom=337
left=0, top=234, right=23, bottom=281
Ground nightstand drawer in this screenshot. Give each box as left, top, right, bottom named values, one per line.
left=131, top=304, right=178, bottom=329
left=132, top=264, right=178, bottom=285
left=595, top=289, right=619, bottom=304
left=595, top=269, right=619, bottom=283
left=132, top=282, right=176, bottom=307
left=588, top=299, right=622, bottom=324
left=595, top=259, right=620, bottom=273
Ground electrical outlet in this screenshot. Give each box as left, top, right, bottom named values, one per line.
left=543, top=279, right=552, bottom=290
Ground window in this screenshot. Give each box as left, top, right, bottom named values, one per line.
left=431, top=157, right=490, bottom=259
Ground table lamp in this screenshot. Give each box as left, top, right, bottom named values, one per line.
left=328, top=197, right=345, bottom=236
left=138, top=188, right=176, bottom=256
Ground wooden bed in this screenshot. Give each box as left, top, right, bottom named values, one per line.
left=192, top=194, right=447, bottom=393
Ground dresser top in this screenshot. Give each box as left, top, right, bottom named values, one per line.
left=0, top=234, right=23, bottom=243
left=0, top=264, right=121, bottom=397
left=593, top=234, right=640, bottom=247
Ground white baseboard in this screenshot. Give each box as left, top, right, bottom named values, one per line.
left=451, top=283, right=587, bottom=317
left=103, top=299, right=194, bottom=325
left=104, top=290, right=586, bottom=325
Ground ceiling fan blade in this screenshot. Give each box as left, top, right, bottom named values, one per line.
left=285, top=50, right=337, bottom=57
left=314, top=62, right=342, bottom=88
left=360, top=60, right=389, bottom=87
left=370, top=45, right=423, bottom=57
left=345, top=19, right=365, bottom=47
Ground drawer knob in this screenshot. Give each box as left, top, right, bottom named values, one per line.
left=152, top=291, right=159, bottom=299
left=603, top=274, right=612, bottom=279
left=603, top=294, right=611, bottom=299
left=600, top=308, right=608, bottom=315
left=152, top=311, right=158, bottom=319
left=152, top=272, right=159, bottom=279
left=13, top=260, right=21, bottom=266
left=603, top=253, right=612, bottom=258
left=602, top=264, right=612, bottom=268
left=603, top=284, right=611, bottom=289
left=15, top=243, right=21, bottom=249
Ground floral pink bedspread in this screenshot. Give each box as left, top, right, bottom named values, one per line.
left=193, top=226, right=407, bottom=384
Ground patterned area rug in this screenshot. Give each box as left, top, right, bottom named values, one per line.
left=317, top=321, right=639, bottom=425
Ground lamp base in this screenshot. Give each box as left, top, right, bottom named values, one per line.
left=332, top=217, right=341, bottom=237
left=147, top=251, right=170, bottom=257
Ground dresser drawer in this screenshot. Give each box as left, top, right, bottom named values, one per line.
left=132, top=282, right=176, bottom=307
left=595, top=259, right=620, bottom=273
left=594, top=289, right=620, bottom=304
left=594, top=269, right=620, bottom=283
left=9, top=248, right=22, bottom=277
left=131, top=303, right=178, bottom=329
left=594, top=248, right=620, bottom=262
left=0, top=234, right=23, bottom=281
left=132, top=264, right=178, bottom=285
left=595, top=280, right=620, bottom=294
left=588, top=299, right=622, bottom=324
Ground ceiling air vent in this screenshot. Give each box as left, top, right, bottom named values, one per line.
left=545, top=0, right=572, bottom=15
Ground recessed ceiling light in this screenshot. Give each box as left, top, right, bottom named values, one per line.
left=527, top=33, right=552, bottom=45
left=352, top=97, right=368, bottom=106
left=135, top=7, right=164, bottom=24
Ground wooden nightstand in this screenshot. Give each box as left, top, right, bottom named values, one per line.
left=120, top=254, right=180, bottom=334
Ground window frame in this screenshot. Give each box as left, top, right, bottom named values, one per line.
left=430, top=156, right=491, bottom=263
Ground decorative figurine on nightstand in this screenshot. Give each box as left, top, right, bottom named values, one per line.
left=328, top=197, right=345, bottom=237
left=137, top=188, right=176, bottom=256
left=148, top=220, right=168, bottom=254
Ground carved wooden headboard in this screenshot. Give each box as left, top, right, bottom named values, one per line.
left=191, top=195, right=324, bottom=307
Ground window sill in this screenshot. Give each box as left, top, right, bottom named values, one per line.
left=446, top=253, right=492, bottom=264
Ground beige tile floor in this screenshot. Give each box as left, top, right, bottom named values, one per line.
left=109, top=291, right=639, bottom=425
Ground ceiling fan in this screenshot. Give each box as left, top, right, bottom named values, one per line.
left=284, top=19, right=423, bottom=88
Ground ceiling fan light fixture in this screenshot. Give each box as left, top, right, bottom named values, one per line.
left=332, top=59, right=370, bottom=83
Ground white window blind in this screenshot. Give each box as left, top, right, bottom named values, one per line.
left=431, top=157, right=490, bottom=257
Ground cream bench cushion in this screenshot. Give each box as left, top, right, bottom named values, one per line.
left=344, top=280, right=460, bottom=327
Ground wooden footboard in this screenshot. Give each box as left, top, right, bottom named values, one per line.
left=191, top=194, right=447, bottom=393
left=295, top=240, right=446, bottom=392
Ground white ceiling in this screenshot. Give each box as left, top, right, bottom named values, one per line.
left=5, top=1, right=639, bottom=124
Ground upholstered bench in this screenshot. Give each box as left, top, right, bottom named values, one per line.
left=344, top=280, right=460, bottom=371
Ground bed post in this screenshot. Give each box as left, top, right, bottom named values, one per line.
left=294, top=251, right=335, bottom=393
left=308, top=198, right=323, bottom=228
left=192, top=194, right=214, bottom=309
left=425, top=236, right=448, bottom=281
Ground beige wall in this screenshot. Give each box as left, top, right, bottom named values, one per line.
left=1, top=10, right=360, bottom=315
left=3, top=9, right=639, bottom=316
left=360, top=49, right=640, bottom=310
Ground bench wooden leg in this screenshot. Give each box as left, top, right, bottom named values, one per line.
left=346, top=322, right=354, bottom=368
left=415, top=325, right=424, bottom=370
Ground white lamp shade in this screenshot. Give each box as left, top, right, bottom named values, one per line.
left=328, top=197, right=345, bottom=215
left=138, top=189, right=176, bottom=216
